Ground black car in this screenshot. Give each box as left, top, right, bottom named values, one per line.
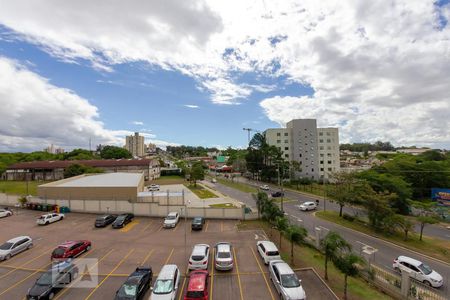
left=191, top=217, right=205, bottom=231
left=95, top=214, right=117, bottom=227
left=112, top=213, right=134, bottom=229
left=271, top=191, right=284, bottom=197
left=27, top=260, right=78, bottom=300
left=115, top=267, right=153, bottom=300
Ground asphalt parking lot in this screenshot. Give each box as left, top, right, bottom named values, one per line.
left=0, top=209, right=337, bottom=300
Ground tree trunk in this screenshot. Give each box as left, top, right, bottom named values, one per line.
left=339, top=205, right=343, bottom=217
left=420, top=224, right=424, bottom=241
left=344, top=274, right=348, bottom=300
left=324, top=257, right=328, bottom=280
left=291, top=241, right=294, bottom=265
left=279, top=231, right=282, bottom=249
left=404, top=230, right=408, bottom=241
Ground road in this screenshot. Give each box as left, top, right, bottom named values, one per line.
left=205, top=178, right=450, bottom=298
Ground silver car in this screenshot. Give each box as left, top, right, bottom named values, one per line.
left=269, top=260, right=306, bottom=300
left=150, top=264, right=180, bottom=300
left=214, top=242, right=234, bottom=271
left=0, top=236, right=33, bottom=261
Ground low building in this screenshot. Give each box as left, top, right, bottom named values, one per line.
left=4, top=159, right=160, bottom=181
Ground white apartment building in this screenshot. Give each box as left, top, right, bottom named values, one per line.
left=265, top=119, right=340, bottom=181
left=125, top=132, right=145, bottom=157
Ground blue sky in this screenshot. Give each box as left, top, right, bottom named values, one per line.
left=0, top=0, right=449, bottom=151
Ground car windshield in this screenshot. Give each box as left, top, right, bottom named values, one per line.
left=418, top=263, right=433, bottom=275
left=96, top=216, right=107, bottom=221
left=36, top=272, right=53, bottom=286
left=281, top=274, right=300, bottom=288
left=117, top=284, right=138, bottom=297
left=167, top=215, right=176, bottom=220
left=116, top=216, right=125, bottom=221
left=217, top=252, right=230, bottom=259
left=38, top=215, right=47, bottom=219
left=267, top=251, right=279, bottom=256
left=52, top=248, right=66, bottom=256
left=0, top=242, right=13, bottom=250
left=153, top=279, right=173, bottom=294
left=193, top=218, right=202, bottom=224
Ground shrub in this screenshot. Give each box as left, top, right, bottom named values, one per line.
left=343, top=213, right=355, bottom=222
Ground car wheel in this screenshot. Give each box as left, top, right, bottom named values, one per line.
left=424, top=280, right=432, bottom=287
left=393, top=267, right=400, bottom=273
left=5, top=254, right=11, bottom=260
left=86, top=245, right=91, bottom=251
left=72, top=270, right=79, bottom=280
left=27, top=243, right=33, bottom=249
left=48, top=292, right=55, bottom=299
left=60, top=216, right=64, bottom=220
left=45, top=221, right=49, bottom=225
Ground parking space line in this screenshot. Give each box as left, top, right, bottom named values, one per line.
left=164, top=248, right=174, bottom=265
left=119, top=220, right=140, bottom=233
left=140, top=249, right=154, bottom=266
left=0, top=246, right=53, bottom=279
left=210, top=248, right=215, bottom=300
left=177, top=266, right=189, bottom=300
left=157, top=224, right=164, bottom=232
left=250, top=247, right=275, bottom=300
left=205, top=221, right=209, bottom=232
left=233, top=248, right=244, bottom=300
left=54, top=249, right=114, bottom=300
left=140, top=220, right=154, bottom=233
left=84, top=248, right=135, bottom=300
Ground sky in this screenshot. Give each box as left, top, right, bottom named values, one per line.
left=0, top=0, right=449, bottom=152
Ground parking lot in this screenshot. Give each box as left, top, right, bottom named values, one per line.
left=0, top=209, right=337, bottom=300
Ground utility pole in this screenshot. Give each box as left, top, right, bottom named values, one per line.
left=243, top=128, right=252, bottom=144
left=277, top=162, right=284, bottom=213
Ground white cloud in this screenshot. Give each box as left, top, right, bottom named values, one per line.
left=0, top=0, right=450, bottom=146
left=184, top=105, right=199, bottom=109
left=132, top=121, right=144, bottom=126
left=0, top=57, right=176, bottom=151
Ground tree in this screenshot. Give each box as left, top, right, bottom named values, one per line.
left=100, top=145, right=132, bottom=159
left=189, top=161, right=205, bottom=186
left=320, top=231, right=351, bottom=280
left=285, top=225, right=307, bottom=265
left=392, top=215, right=414, bottom=241
left=417, top=216, right=439, bottom=241
left=333, top=252, right=364, bottom=300
left=362, top=189, right=397, bottom=231
left=328, top=171, right=365, bottom=217
left=63, top=164, right=103, bottom=178
left=256, top=192, right=269, bottom=219
left=275, top=216, right=289, bottom=249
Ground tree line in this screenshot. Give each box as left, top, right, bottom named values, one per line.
left=166, top=146, right=219, bottom=158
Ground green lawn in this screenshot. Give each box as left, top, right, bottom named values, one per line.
left=209, top=203, right=237, bottom=208
left=316, top=210, right=450, bottom=263
left=184, top=184, right=219, bottom=199
left=216, top=178, right=258, bottom=193
left=238, top=220, right=391, bottom=300
left=150, top=175, right=185, bottom=185
left=0, top=181, right=45, bottom=196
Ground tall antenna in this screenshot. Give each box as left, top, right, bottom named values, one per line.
left=89, top=138, right=92, bottom=152
left=243, top=128, right=260, bottom=145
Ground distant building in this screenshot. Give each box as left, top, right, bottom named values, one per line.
left=146, top=143, right=157, bottom=154
left=5, top=159, right=160, bottom=181
left=265, top=119, right=340, bottom=181
left=44, top=144, right=65, bottom=154
left=397, top=148, right=430, bottom=155
left=125, top=132, right=145, bottom=157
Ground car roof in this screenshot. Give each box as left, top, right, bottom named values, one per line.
left=157, top=264, right=178, bottom=279
left=168, top=212, right=178, bottom=216
left=303, top=202, right=314, bottom=204
left=192, top=244, right=209, bottom=255
left=259, top=241, right=278, bottom=251
left=216, top=243, right=231, bottom=252
left=7, top=236, right=31, bottom=243
left=397, top=256, right=422, bottom=266
left=187, top=271, right=208, bottom=291
left=272, top=261, right=294, bottom=275
left=58, top=240, right=85, bottom=247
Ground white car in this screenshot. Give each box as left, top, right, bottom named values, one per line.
left=0, top=236, right=33, bottom=260
left=393, top=256, right=443, bottom=288
left=36, top=213, right=65, bottom=225
left=299, top=201, right=317, bottom=211
left=148, top=184, right=160, bottom=191
left=269, top=260, right=306, bottom=300
left=260, top=185, right=270, bottom=190
left=163, top=212, right=179, bottom=228
left=188, top=244, right=210, bottom=270
left=211, top=178, right=217, bottom=183
left=256, top=240, right=281, bottom=264
left=0, top=209, right=13, bottom=218
left=151, top=264, right=180, bottom=300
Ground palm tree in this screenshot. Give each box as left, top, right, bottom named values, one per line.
left=275, top=216, right=289, bottom=249
left=334, top=252, right=364, bottom=300
left=285, top=225, right=307, bottom=265
left=320, top=231, right=351, bottom=280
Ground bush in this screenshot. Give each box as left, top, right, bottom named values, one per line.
left=343, top=213, right=355, bottom=222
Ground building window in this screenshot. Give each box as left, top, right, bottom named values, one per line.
left=305, top=157, right=308, bottom=161
left=311, top=153, right=314, bottom=157
left=299, top=154, right=302, bottom=158
left=285, top=147, right=289, bottom=150
left=277, top=140, right=281, bottom=144
left=320, top=154, right=324, bottom=157
left=327, top=153, right=332, bottom=157
left=320, top=146, right=324, bottom=150
left=319, top=139, right=323, bottom=143
left=285, top=154, right=289, bottom=158
left=320, top=168, right=324, bottom=171
left=311, top=168, right=314, bottom=172
left=328, top=160, right=332, bottom=164
left=327, top=146, right=331, bottom=150
left=319, top=132, right=323, bottom=136
left=285, top=140, right=289, bottom=143
left=320, top=161, right=324, bottom=164
left=328, top=167, right=332, bottom=171
left=326, top=132, right=330, bottom=136
left=277, top=132, right=281, bottom=136
left=284, top=132, right=288, bottom=136
left=327, top=139, right=331, bottom=143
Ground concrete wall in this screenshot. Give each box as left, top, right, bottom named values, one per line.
left=38, top=186, right=138, bottom=201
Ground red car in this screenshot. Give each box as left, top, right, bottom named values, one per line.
left=51, top=240, right=91, bottom=260
left=184, top=270, right=209, bottom=300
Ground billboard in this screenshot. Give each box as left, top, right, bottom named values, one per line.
left=431, top=188, right=450, bottom=207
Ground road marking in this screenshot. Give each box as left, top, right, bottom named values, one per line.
left=210, top=248, right=215, bottom=300
left=250, top=247, right=275, bottom=300
left=233, top=247, right=244, bottom=300
left=177, top=266, right=190, bottom=300
left=157, top=224, right=164, bottom=232
left=164, top=248, right=174, bottom=265
left=140, top=220, right=154, bottom=233
left=119, top=220, right=140, bottom=233
left=84, top=249, right=135, bottom=300
left=140, top=249, right=154, bottom=266
left=174, top=221, right=181, bottom=232
left=205, top=221, right=209, bottom=232
left=0, top=246, right=52, bottom=279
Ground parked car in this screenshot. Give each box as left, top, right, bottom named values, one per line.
left=115, top=266, right=153, bottom=300
left=150, top=264, right=180, bottom=300
left=112, top=213, right=134, bottom=229
left=393, top=256, right=443, bottom=287
left=299, top=201, right=317, bottom=211
left=26, top=260, right=78, bottom=300
left=51, top=240, right=91, bottom=260
left=188, top=244, right=210, bottom=270
left=148, top=184, right=160, bottom=191
left=214, top=242, right=233, bottom=271
left=0, top=236, right=33, bottom=261
left=191, top=217, right=205, bottom=231
left=184, top=270, right=209, bottom=300
left=256, top=241, right=281, bottom=264
left=163, top=212, right=180, bottom=229
left=95, top=214, right=117, bottom=227
left=260, top=185, right=270, bottom=190
left=271, top=191, right=284, bottom=198
left=269, top=260, right=306, bottom=300
left=211, top=178, right=217, bottom=183
left=0, top=208, right=13, bottom=218
left=36, top=213, right=64, bottom=225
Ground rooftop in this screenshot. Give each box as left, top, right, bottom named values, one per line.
left=8, top=159, right=156, bottom=170
left=42, top=173, right=143, bottom=188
